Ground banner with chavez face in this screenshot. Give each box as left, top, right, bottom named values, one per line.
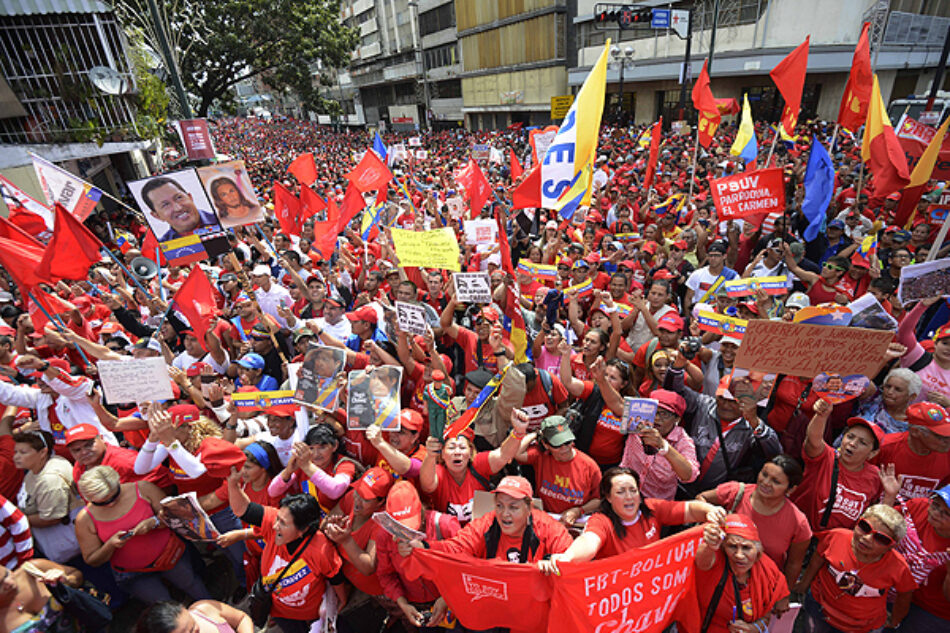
left=709, top=167, right=784, bottom=221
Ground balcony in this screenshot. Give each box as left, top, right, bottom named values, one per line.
left=383, top=61, right=418, bottom=82
left=360, top=17, right=378, bottom=36
left=353, top=0, right=374, bottom=17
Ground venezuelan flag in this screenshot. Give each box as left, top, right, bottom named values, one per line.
left=502, top=286, right=529, bottom=363
left=517, top=261, right=558, bottom=282
left=770, top=124, right=799, bottom=149
left=636, top=126, right=652, bottom=150
left=553, top=160, right=593, bottom=220
left=654, top=193, right=686, bottom=217
left=731, top=95, right=758, bottom=166
left=562, top=278, right=594, bottom=304
left=361, top=202, right=385, bottom=239
left=444, top=366, right=508, bottom=439
left=696, top=311, right=748, bottom=338
left=232, top=390, right=297, bottom=410
left=793, top=304, right=854, bottom=326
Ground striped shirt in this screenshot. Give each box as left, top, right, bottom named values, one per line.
left=0, top=495, right=33, bottom=569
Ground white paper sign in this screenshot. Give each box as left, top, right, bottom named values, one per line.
left=408, top=137, right=422, bottom=147
left=453, top=272, right=492, bottom=304
left=415, top=149, right=428, bottom=160
left=97, top=357, right=174, bottom=405
left=463, top=219, right=498, bottom=245
left=395, top=301, right=428, bottom=336
left=446, top=196, right=464, bottom=218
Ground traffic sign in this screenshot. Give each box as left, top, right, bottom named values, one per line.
left=651, top=9, right=670, bottom=28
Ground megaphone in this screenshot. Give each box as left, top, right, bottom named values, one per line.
left=129, top=256, right=159, bottom=281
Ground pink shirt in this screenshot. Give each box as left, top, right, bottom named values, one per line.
left=898, top=302, right=950, bottom=403
left=619, top=426, right=699, bottom=500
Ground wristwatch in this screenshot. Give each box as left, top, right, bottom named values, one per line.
left=657, top=439, right=671, bottom=456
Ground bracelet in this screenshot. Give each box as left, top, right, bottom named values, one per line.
left=493, top=350, right=506, bottom=356
left=657, top=440, right=670, bottom=456
left=511, top=431, right=526, bottom=440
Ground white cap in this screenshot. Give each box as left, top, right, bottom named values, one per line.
left=251, top=264, right=271, bottom=277
left=721, top=336, right=742, bottom=347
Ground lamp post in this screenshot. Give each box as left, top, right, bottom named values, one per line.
left=610, top=45, right=634, bottom=122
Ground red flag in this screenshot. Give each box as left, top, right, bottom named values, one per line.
left=509, top=148, right=523, bottom=179
left=0, top=214, right=44, bottom=248
left=8, top=206, right=51, bottom=242
left=692, top=60, right=721, bottom=149
left=141, top=230, right=167, bottom=266
left=299, top=185, right=328, bottom=222
left=346, top=150, right=393, bottom=193
left=27, top=286, right=73, bottom=333
left=457, top=160, right=490, bottom=218
left=0, top=235, right=47, bottom=288
left=273, top=181, right=301, bottom=236
left=173, top=266, right=218, bottom=345
left=643, top=118, right=663, bottom=192
left=337, top=183, right=365, bottom=233
left=36, top=204, right=103, bottom=282
left=287, top=153, right=318, bottom=186
left=837, top=23, right=872, bottom=132
left=511, top=164, right=541, bottom=210
left=895, top=117, right=950, bottom=227
left=770, top=37, right=810, bottom=132
left=311, top=196, right=341, bottom=259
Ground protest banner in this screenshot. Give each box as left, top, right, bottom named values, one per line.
left=453, top=272, right=492, bottom=304
left=709, top=167, right=784, bottom=220
left=472, top=144, right=490, bottom=160
left=547, top=527, right=702, bottom=633
left=620, top=397, right=658, bottom=434
left=724, top=275, right=789, bottom=297
left=735, top=320, right=894, bottom=378
left=463, top=218, right=498, bottom=245
left=390, top=227, right=461, bottom=271
left=408, top=137, right=422, bottom=147
left=294, top=345, right=346, bottom=410
left=347, top=366, right=403, bottom=430
left=812, top=372, right=871, bottom=404
left=696, top=311, right=748, bottom=338
left=195, top=160, right=264, bottom=228
left=897, top=257, right=950, bottom=305
left=160, top=492, right=220, bottom=541
left=395, top=301, right=429, bottom=336
left=97, top=357, right=174, bottom=405
left=231, top=389, right=296, bottom=411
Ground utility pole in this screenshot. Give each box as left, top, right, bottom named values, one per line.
left=147, top=0, right=192, bottom=117
left=707, top=0, right=721, bottom=75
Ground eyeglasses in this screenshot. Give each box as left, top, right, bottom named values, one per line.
left=855, top=519, right=894, bottom=546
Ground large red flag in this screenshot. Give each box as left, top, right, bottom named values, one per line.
left=272, top=181, right=301, bottom=236
left=895, top=117, right=950, bottom=227
left=287, top=153, right=318, bottom=186
left=336, top=183, right=365, bottom=233
left=173, top=266, right=218, bottom=345
left=511, top=164, right=541, bottom=210
left=643, top=118, right=663, bottom=192
left=692, top=60, right=720, bottom=148
left=299, top=185, right=328, bottom=223
left=346, top=150, right=393, bottom=193
left=837, top=23, right=872, bottom=132
left=509, top=149, right=523, bottom=180
left=311, top=197, right=341, bottom=259
left=770, top=37, right=810, bottom=132
left=36, top=203, right=103, bottom=282
left=0, top=214, right=44, bottom=248
left=27, top=285, right=73, bottom=333
left=8, top=206, right=51, bottom=242
left=141, top=230, right=167, bottom=266
left=457, top=160, right=491, bottom=218
left=0, top=235, right=47, bottom=288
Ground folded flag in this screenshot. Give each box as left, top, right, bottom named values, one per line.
left=696, top=311, right=748, bottom=339
left=232, top=390, right=297, bottom=410
left=562, top=278, right=594, bottom=304
left=793, top=304, right=853, bottom=326
left=444, top=366, right=507, bottom=439
left=517, top=261, right=558, bottom=282
left=615, top=303, right=634, bottom=318
left=724, top=276, right=790, bottom=297
left=615, top=232, right=640, bottom=244
left=654, top=193, right=686, bottom=217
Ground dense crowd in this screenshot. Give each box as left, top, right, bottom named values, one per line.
left=0, top=112, right=947, bottom=633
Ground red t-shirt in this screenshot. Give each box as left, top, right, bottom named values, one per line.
left=715, top=482, right=812, bottom=569
left=812, top=528, right=917, bottom=632
left=582, top=498, right=688, bottom=559
left=428, top=452, right=494, bottom=524
left=0, top=436, right=25, bottom=501
left=520, top=372, right=569, bottom=431
left=899, top=497, right=950, bottom=620
left=336, top=493, right=385, bottom=596
left=454, top=327, right=510, bottom=374
left=295, top=459, right=358, bottom=514
left=790, top=444, right=883, bottom=532
left=872, top=433, right=950, bottom=500
left=168, top=437, right=246, bottom=498
left=694, top=551, right=789, bottom=632
left=258, top=506, right=342, bottom=621
left=569, top=353, right=591, bottom=382
left=525, top=446, right=601, bottom=514
left=430, top=508, right=572, bottom=563
left=74, top=444, right=174, bottom=489
left=579, top=381, right=624, bottom=465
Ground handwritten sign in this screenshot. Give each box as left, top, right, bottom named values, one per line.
left=709, top=167, right=784, bottom=220
left=97, top=358, right=174, bottom=405
left=735, top=320, right=894, bottom=378
left=395, top=301, right=428, bottom=336
left=390, top=227, right=461, bottom=271
left=453, top=272, right=492, bottom=304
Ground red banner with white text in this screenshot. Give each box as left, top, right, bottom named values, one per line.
left=710, top=168, right=784, bottom=221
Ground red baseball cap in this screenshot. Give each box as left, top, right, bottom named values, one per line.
left=386, top=480, right=423, bottom=531
left=168, top=403, right=201, bottom=427
left=186, top=361, right=211, bottom=377
left=345, top=305, right=378, bottom=324
left=671, top=240, right=688, bottom=251
left=657, top=312, right=684, bottom=332
left=65, top=423, right=99, bottom=444
left=641, top=242, right=658, bottom=255
left=650, top=389, right=686, bottom=418
left=619, top=259, right=637, bottom=269
left=495, top=476, right=533, bottom=500
left=397, top=409, right=423, bottom=431
left=354, top=466, right=394, bottom=500
left=652, top=269, right=675, bottom=281
left=906, top=402, right=950, bottom=437
left=723, top=513, right=760, bottom=542
left=477, top=307, right=500, bottom=323
left=846, top=417, right=886, bottom=449
left=934, top=324, right=950, bottom=342
left=264, top=403, right=299, bottom=418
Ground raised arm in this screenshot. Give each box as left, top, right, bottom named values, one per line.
left=803, top=398, right=831, bottom=460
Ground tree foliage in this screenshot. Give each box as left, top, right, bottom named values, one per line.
left=115, top=0, right=356, bottom=117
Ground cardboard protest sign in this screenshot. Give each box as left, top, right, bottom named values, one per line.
left=160, top=492, right=220, bottom=541
left=395, top=301, right=428, bottom=336
left=97, top=358, right=174, bottom=405
left=453, top=272, right=492, bottom=304
left=898, top=257, right=950, bottom=305
left=463, top=219, right=498, bottom=245
left=735, top=320, right=894, bottom=378
left=620, top=398, right=658, bottom=434
left=709, top=167, right=784, bottom=220
left=390, top=227, right=461, bottom=271
left=294, top=344, right=346, bottom=410
left=812, top=372, right=871, bottom=404
left=129, top=168, right=229, bottom=265
left=195, top=160, right=264, bottom=228
left=724, top=275, right=789, bottom=297
left=347, top=366, right=403, bottom=430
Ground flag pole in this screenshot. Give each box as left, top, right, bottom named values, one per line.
left=827, top=123, right=840, bottom=152
left=99, top=247, right=150, bottom=297
left=155, top=247, right=166, bottom=302
left=765, top=126, right=780, bottom=166
left=927, top=214, right=950, bottom=262
left=687, top=126, right=700, bottom=201
left=27, top=291, right=92, bottom=368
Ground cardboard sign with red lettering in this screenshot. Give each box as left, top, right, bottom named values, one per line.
left=710, top=167, right=784, bottom=220
left=176, top=119, right=215, bottom=161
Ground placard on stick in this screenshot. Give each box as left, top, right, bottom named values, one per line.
left=97, top=358, right=174, bottom=404
left=395, top=301, right=428, bottom=336
left=453, top=272, right=492, bottom=304
left=734, top=320, right=894, bottom=378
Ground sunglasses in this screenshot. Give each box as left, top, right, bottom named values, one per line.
left=823, top=263, right=846, bottom=272
left=89, top=486, right=122, bottom=507
left=855, top=519, right=894, bottom=546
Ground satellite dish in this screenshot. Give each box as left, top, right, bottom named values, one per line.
left=88, top=66, right=127, bottom=95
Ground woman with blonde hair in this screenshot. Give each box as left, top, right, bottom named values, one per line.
left=74, top=465, right=209, bottom=604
